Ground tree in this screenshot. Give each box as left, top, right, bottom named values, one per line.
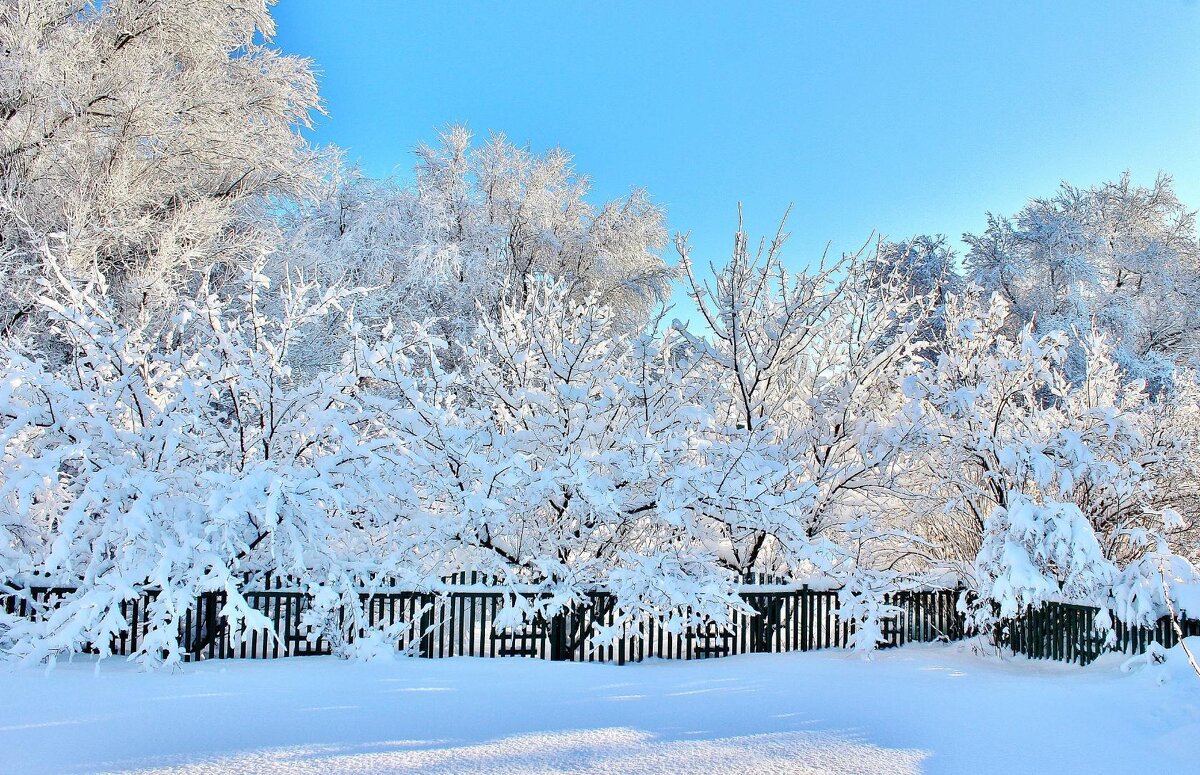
left=868, top=235, right=962, bottom=359
left=279, top=127, right=672, bottom=369
left=0, top=0, right=324, bottom=342
left=0, top=256, right=433, bottom=667
left=902, top=288, right=1187, bottom=625
left=371, top=280, right=747, bottom=635
left=965, top=173, right=1200, bottom=391
left=678, top=213, right=934, bottom=583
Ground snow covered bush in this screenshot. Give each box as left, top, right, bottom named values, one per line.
left=0, top=256, right=435, bottom=666
left=904, top=288, right=1191, bottom=629
left=1110, top=549, right=1200, bottom=629
left=377, top=279, right=747, bottom=629
left=974, top=495, right=1116, bottom=620
left=837, top=567, right=905, bottom=653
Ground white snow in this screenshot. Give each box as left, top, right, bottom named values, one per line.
left=3, top=643, right=1198, bottom=775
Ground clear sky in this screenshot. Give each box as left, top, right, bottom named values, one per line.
left=273, top=1, right=1200, bottom=309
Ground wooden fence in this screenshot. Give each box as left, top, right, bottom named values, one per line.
left=998, top=601, right=1200, bottom=666
left=7, top=577, right=1195, bottom=666
left=171, top=585, right=964, bottom=663
left=2, top=576, right=962, bottom=664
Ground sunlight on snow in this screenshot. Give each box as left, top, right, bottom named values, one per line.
left=99, top=728, right=928, bottom=775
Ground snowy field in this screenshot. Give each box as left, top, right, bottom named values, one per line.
left=2, top=643, right=1198, bottom=775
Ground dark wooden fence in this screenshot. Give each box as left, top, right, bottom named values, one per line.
left=2, top=575, right=962, bottom=664
left=2, top=585, right=160, bottom=656
left=7, top=577, right=1195, bottom=666
left=180, top=584, right=895, bottom=663
left=998, top=601, right=1200, bottom=666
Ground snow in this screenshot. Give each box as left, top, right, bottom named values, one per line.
left=1174, top=583, right=1200, bottom=619
left=3, top=643, right=1198, bottom=774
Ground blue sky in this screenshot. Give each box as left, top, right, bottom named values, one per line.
left=274, top=1, right=1200, bottom=309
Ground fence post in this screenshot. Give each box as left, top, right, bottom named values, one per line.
left=187, top=591, right=225, bottom=658
left=799, top=585, right=809, bottom=651
left=418, top=593, right=435, bottom=659
left=746, top=594, right=778, bottom=653
left=549, top=610, right=569, bottom=661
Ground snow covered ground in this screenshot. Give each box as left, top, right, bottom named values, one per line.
left=2, top=642, right=1198, bottom=775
